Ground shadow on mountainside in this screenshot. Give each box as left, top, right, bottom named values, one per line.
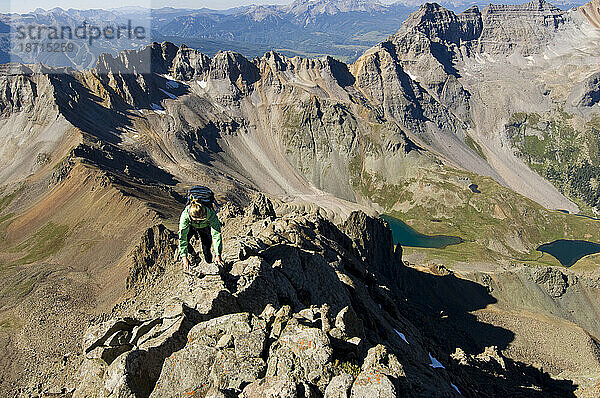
left=392, top=264, right=577, bottom=397
left=71, top=143, right=178, bottom=187
left=48, top=72, right=192, bottom=146
left=397, top=265, right=509, bottom=352
left=48, top=73, right=134, bottom=145
left=328, top=57, right=356, bottom=87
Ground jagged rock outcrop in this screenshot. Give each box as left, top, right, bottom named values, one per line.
left=245, top=193, right=276, bottom=219
left=126, top=225, right=177, bottom=289
left=171, top=45, right=212, bottom=81
left=0, top=66, right=37, bottom=114
left=342, top=211, right=402, bottom=279
left=95, top=42, right=179, bottom=76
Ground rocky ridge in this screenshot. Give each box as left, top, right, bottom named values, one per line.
left=64, top=196, right=587, bottom=398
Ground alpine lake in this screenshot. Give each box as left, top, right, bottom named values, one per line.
left=382, top=215, right=600, bottom=267
left=381, top=215, right=463, bottom=249
left=537, top=239, right=600, bottom=267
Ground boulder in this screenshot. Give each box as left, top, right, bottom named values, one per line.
left=325, top=374, right=355, bottom=398
left=335, top=306, right=364, bottom=339
left=222, top=236, right=267, bottom=264
left=267, top=319, right=333, bottom=390
left=231, top=256, right=281, bottom=314
left=241, top=376, right=297, bottom=398
left=83, top=318, right=142, bottom=364
left=350, top=345, right=407, bottom=397
left=151, top=313, right=267, bottom=396
left=350, top=372, right=396, bottom=398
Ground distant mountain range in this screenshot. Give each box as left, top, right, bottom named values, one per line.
left=0, top=0, right=591, bottom=68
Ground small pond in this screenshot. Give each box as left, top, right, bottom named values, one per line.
left=556, top=209, right=600, bottom=221
left=381, top=215, right=463, bottom=249
left=469, top=184, right=481, bottom=193
left=537, top=239, right=600, bottom=267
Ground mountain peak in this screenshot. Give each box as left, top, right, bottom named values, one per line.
left=397, top=1, right=481, bottom=44
left=285, top=0, right=387, bottom=16
left=483, top=0, right=563, bottom=14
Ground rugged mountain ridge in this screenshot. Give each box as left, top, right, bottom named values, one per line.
left=2, top=8, right=599, bottom=257
left=62, top=196, right=594, bottom=397
left=374, top=0, right=600, bottom=215
left=351, top=0, right=599, bottom=214
left=0, top=0, right=416, bottom=67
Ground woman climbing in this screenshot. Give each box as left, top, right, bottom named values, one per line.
left=178, top=196, right=223, bottom=273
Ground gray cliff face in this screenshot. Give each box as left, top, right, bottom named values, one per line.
left=478, top=0, right=566, bottom=56
left=0, top=69, right=38, bottom=114
left=396, top=0, right=565, bottom=57
left=397, top=3, right=483, bottom=47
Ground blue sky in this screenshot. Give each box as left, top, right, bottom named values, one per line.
left=6, top=0, right=400, bottom=13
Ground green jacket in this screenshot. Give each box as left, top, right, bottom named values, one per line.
left=178, top=205, right=222, bottom=257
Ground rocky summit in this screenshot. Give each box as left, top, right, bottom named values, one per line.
left=1, top=0, right=600, bottom=397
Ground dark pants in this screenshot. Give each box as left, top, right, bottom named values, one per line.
left=188, top=226, right=213, bottom=263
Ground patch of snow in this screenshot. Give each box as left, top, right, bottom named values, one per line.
left=451, top=383, right=461, bottom=395
left=198, top=80, right=208, bottom=89
left=474, top=53, right=486, bottom=64
left=428, top=353, right=445, bottom=369
left=151, top=103, right=166, bottom=114
left=394, top=329, right=409, bottom=344
left=405, top=69, right=417, bottom=80
left=166, top=80, right=179, bottom=89
left=159, top=88, right=177, bottom=100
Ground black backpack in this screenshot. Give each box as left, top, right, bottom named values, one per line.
left=187, top=185, right=219, bottom=211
